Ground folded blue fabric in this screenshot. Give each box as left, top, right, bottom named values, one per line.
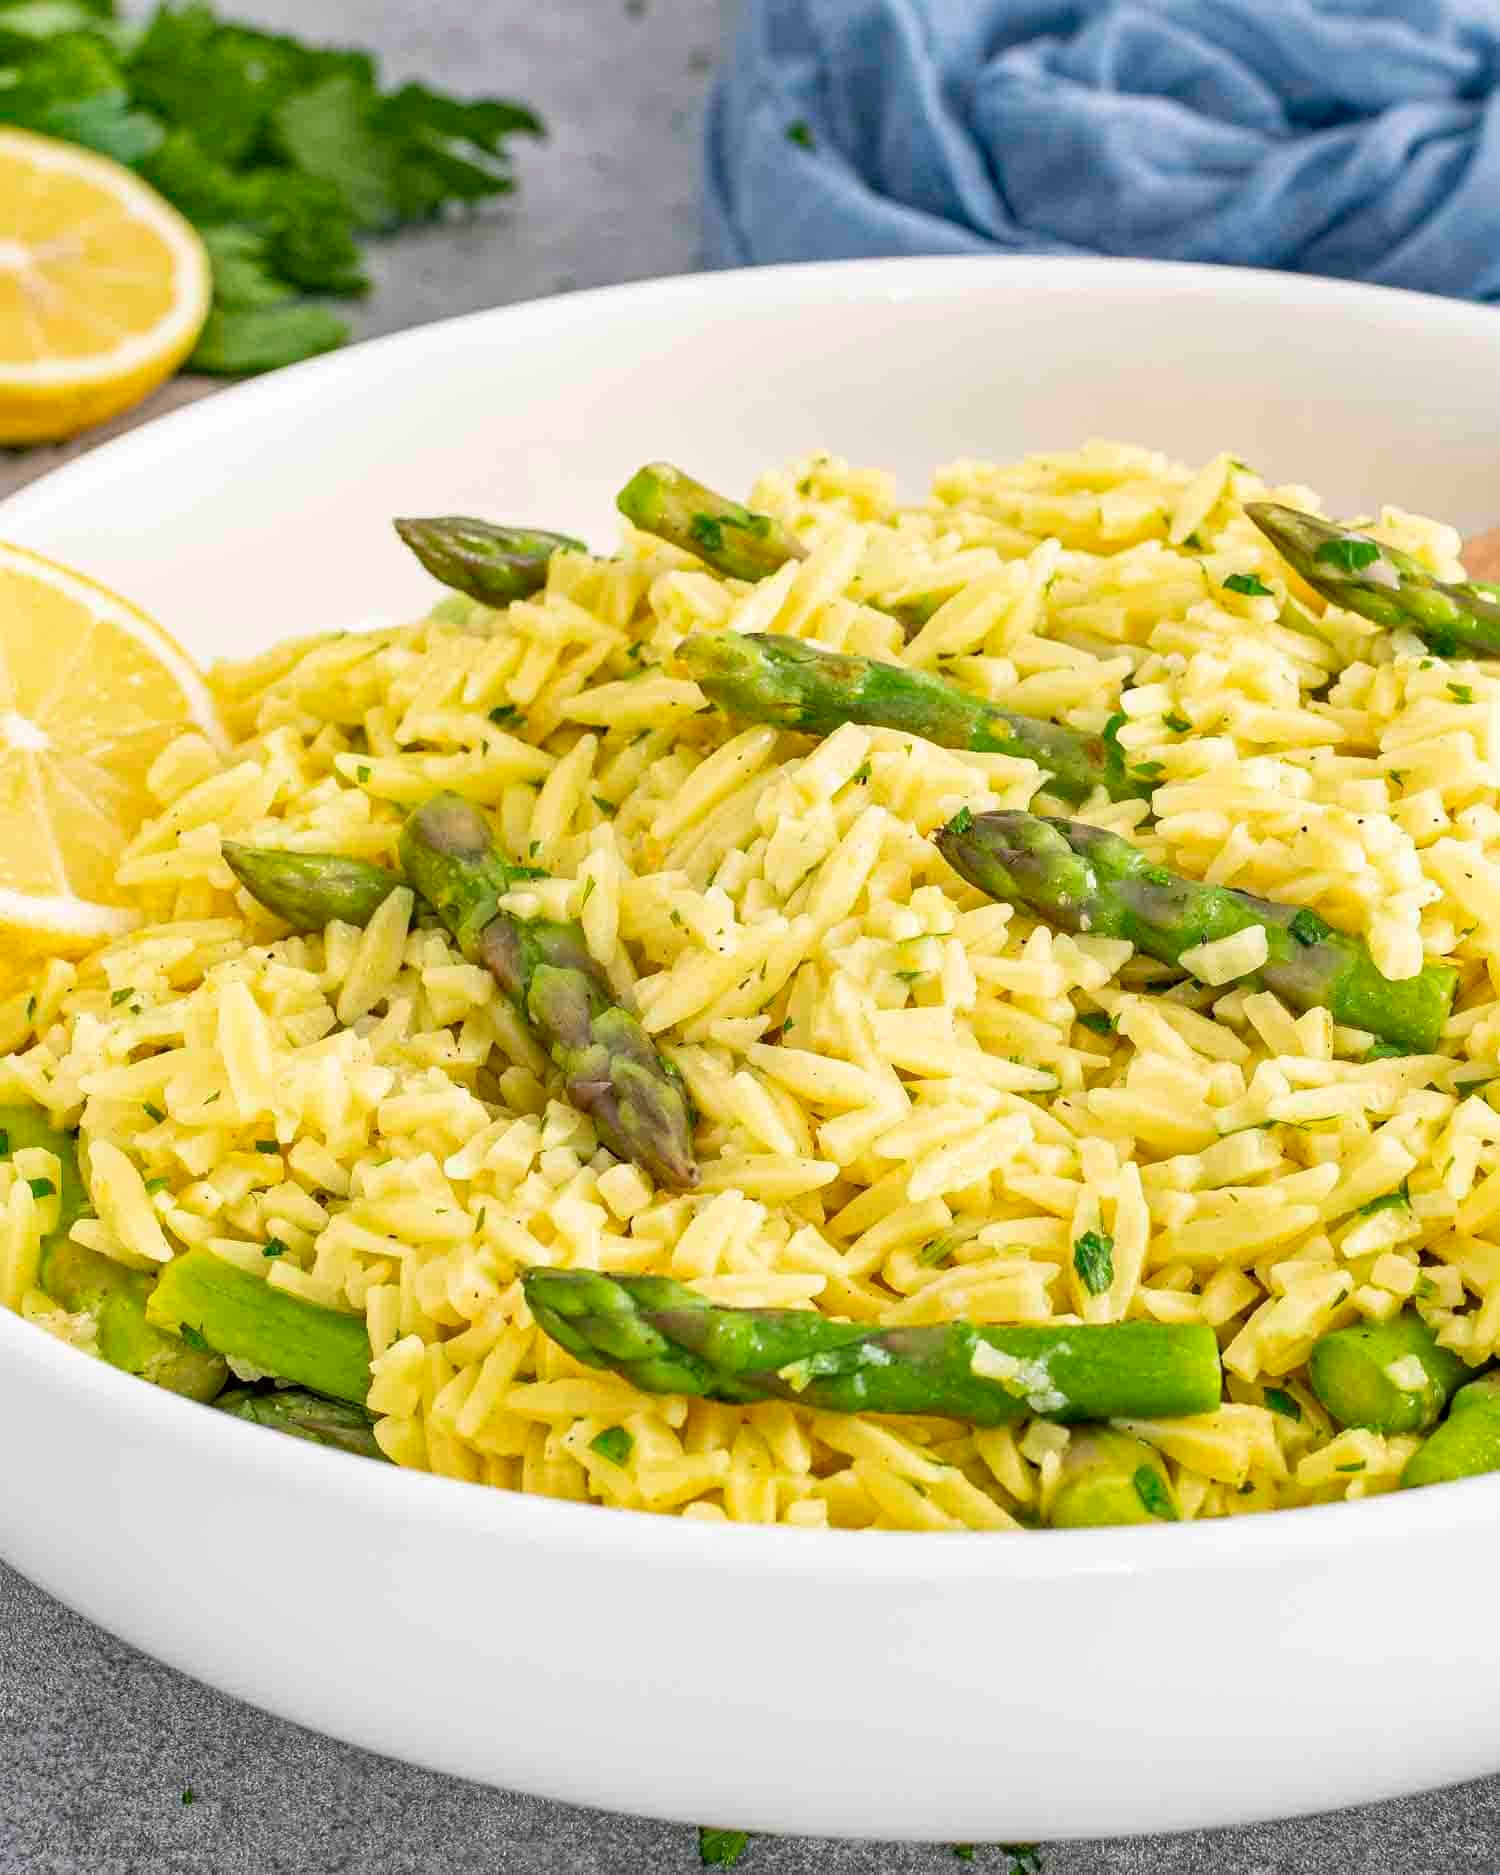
left=704, top=0, right=1500, bottom=298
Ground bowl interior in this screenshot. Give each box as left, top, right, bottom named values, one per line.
left=3, top=256, right=1497, bottom=663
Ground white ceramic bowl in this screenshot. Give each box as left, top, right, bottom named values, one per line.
left=3, top=258, right=1499, bottom=1842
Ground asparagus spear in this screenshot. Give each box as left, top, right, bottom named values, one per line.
left=1308, top=1309, right=1468, bottom=1435
left=617, top=463, right=807, bottom=584
left=393, top=516, right=585, bottom=607
left=401, top=794, right=698, bottom=1189
left=617, top=462, right=943, bottom=631
left=0, top=1106, right=226, bottom=1400
left=1248, top=502, right=1500, bottom=659
left=1049, top=1428, right=1178, bottom=1527
left=223, top=844, right=400, bottom=931
left=522, top=1268, right=1221, bottom=1424
left=935, top=811, right=1457, bottom=1053
left=148, top=1249, right=372, bottom=1405
left=215, top=1385, right=387, bottom=1459
left=224, top=804, right=698, bottom=1189
left=1403, top=1374, right=1500, bottom=1488
left=680, top=631, right=1152, bottom=805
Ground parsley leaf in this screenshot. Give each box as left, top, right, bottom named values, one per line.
left=263, top=1237, right=289, bottom=1259
left=946, top=805, right=974, bottom=836
left=698, top=1827, right=750, bottom=1867
left=1314, top=536, right=1381, bottom=575
left=1448, top=683, right=1475, bottom=704
left=1163, top=712, right=1191, bottom=733
left=589, top=1425, right=633, bottom=1466
left=1288, top=908, right=1327, bottom=946
left=0, top=3, right=543, bottom=378
left=786, top=119, right=815, bottom=149
left=1132, top=1465, right=1177, bottom=1521
left=1357, top=1179, right=1410, bottom=1218
left=1223, top=573, right=1273, bottom=598
left=1072, top=1229, right=1114, bottom=1295
left=1263, top=1387, right=1301, bottom=1421
left=1077, top=1010, right=1116, bottom=1036
left=27, top=1176, right=56, bottom=1199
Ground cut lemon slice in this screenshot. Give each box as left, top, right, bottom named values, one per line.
left=0, top=540, right=224, bottom=975
left=0, top=128, right=211, bottom=444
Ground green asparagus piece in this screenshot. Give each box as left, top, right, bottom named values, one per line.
left=223, top=843, right=400, bottom=932
left=393, top=516, right=585, bottom=607
left=617, top=462, right=807, bottom=584
left=617, top=462, right=943, bottom=632
left=1403, top=1374, right=1500, bottom=1488
left=401, top=793, right=698, bottom=1189
left=1308, top=1309, right=1469, bottom=1434
left=1248, top=502, right=1500, bottom=659
left=680, top=631, right=1152, bottom=805
left=935, top=811, right=1457, bottom=1053
left=0, top=1106, right=226, bottom=1400
left=215, top=1385, right=387, bottom=1459
left=147, top=1248, right=371, bottom=1405
left=522, top=1268, right=1221, bottom=1424
left=1049, top=1428, right=1178, bottom=1527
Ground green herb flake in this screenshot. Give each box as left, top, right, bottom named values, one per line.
left=698, top=1827, right=751, bottom=1868
left=24, top=996, right=36, bottom=1021
left=181, top=1788, right=195, bottom=1807
left=355, top=764, right=371, bottom=784
left=1289, top=908, right=1326, bottom=947
left=1314, top=537, right=1382, bottom=575
left=1077, top=1010, right=1116, bottom=1036
left=254, top=1139, right=279, bottom=1155
left=592, top=795, right=617, bottom=817
left=1132, top=760, right=1165, bottom=783
left=1357, top=1179, right=1410, bottom=1218
left=1448, top=683, right=1475, bottom=704
left=689, top=513, right=725, bottom=553
left=143, top=1103, right=166, bottom=1124
left=850, top=761, right=872, bottom=784
left=0, top=1130, right=8, bottom=1158
left=1264, top=1387, right=1301, bottom=1421
left=26, top=1177, right=55, bottom=1199
left=110, top=987, right=135, bottom=1007
left=488, top=704, right=523, bottom=727
left=1000, top=1848, right=1044, bottom=1875
left=918, top=1237, right=955, bottom=1269
left=1072, top=1228, right=1115, bottom=1296
left=579, top=877, right=596, bottom=910
left=786, top=120, right=815, bottom=150
left=952, top=1851, right=977, bottom=1864
left=1163, top=712, right=1191, bottom=733
left=1366, top=1040, right=1414, bottom=1060
left=1335, top=1460, right=1367, bottom=1474
left=144, top=1177, right=171, bottom=1195
left=947, top=805, right=974, bottom=836
left=1224, top=573, right=1274, bottom=598
left=1132, top=1465, right=1177, bottom=1521
left=1182, top=531, right=1203, bottom=549
left=263, top=1237, right=290, bottom=1260
left=590, top=1425, right=634, bottom=1466
left=179, top=1324, right=210, bottom=1353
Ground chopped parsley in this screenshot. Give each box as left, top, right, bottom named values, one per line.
left=1072, top=1229, right=1114, bottom=1296
left=698, top=1827, right=750, bottom=1867
left=1357, top=1179, right=1410, bottom=1218
left=893, top=968, right=926, bottom=983
left=592, top=795, right=617, bottom=817
left=144, top=1177, right=171, bottom=1195
left=181, top=1788, right=195, bottom=1807
left=579, top=877, right=596, bottom=910
left=946, top=805, right=974, bottom=836
left=254, top=1139, right=279, bottom=1154
left=918, top=1237, right=956, bottom=1268
left=110, top=986, right=135, bottom=1007
left=1448, top=683, right=1475, bottom=704
left=263, top=1238, right=290, bottom=1260
left=488, top=704, right=524, bottom=727
left=1288, top=908, right=1326, bottom=946
left=1224, top=573, right=1273, bottom=598
left=850, top=761, right=872, bottom=784
left=689, top=513, right=725, bottom=553
left=24, top=996, right=35, bottom=1020
left=1181, top=531, right=1202, bottom=549
left=1263, top=1387, right=1301, bottom=1421
left=1365, top=1040, right=1414, bottom=1060
left=143, top=1103, right=166, bottom=1124
left=1335, top=1460, right=1367, bottom=1474
left=1077, top=1011, right=1116, bottom=1036
left=1132, top=1465, right=1177, bottom=1521
left=1132, top=760, right=1165, bottom=783
left=27, top=1177, right=55, bottom=1199
left=786, top=120, right=815, bottom=149
left=1163, top=712, right=1191, bottom=734
left=356, top=764, right=371, bottom=784
left=179, top=1324, right=210, bottom=1353
left=1314, top=536, right=1381, bottom=575
left=590, top=1425, right=634, bottom=1466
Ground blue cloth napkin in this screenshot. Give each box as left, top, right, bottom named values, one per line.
left=703, top=0, right=1500, bottom=298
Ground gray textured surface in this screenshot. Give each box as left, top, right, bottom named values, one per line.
left=0, top=2, right=1495, bottom=1869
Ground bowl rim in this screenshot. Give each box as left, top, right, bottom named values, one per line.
left=5, top=249, right=1498, bottom=1580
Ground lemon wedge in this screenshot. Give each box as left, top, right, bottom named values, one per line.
left=0, top=540, right=224, bottom=977
left=0, top=127, right=211, bottom=444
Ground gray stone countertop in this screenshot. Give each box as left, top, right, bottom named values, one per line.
left=1, top=2, right=1496, bottom=1869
